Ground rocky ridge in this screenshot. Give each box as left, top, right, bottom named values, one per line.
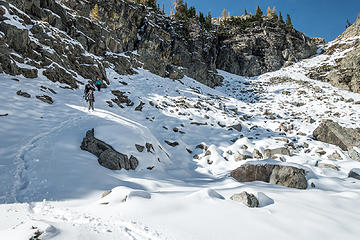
left=0, top=0, right=318, bottom=91
left=307, top=14, right=360, bottom=93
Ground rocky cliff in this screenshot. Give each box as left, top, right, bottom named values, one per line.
left=0, top=0, right=318, bottom=89
left=307, top=14, right=360, bottom=93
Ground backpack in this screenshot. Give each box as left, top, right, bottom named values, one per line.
left=96, top=80, right=101, bottom=85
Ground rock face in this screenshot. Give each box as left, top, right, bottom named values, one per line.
left=313, top=119, right=360, bottom=151
left=307, top=14, right=360, bottom=93
left=230, top=191, right=259, bottom=208
left=80, top=128, right=138, bottom=170
left=217, top=17, right=317, bottom=76
left=1, top=0, right=317, bottom=89
left=230, top=164, right=307, bottom=189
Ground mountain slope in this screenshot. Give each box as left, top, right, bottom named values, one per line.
left=0, top=1, right=360, bottom=240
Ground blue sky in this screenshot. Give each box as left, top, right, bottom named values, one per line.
left=157, top=0, right=360, bottom=41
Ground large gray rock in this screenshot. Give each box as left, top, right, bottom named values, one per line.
left=80, top=128, right=138, bottom=170
left=230, top=191, right=259, bottom=208
left=313, top=119, right=360, bottom=151
left=230, top=163, right=307, bottom=189
left=269, top=165, right=308, bottom=189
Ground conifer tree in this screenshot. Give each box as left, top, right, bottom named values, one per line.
left=162, top=3, right=165, bottom=14
left=267, top=6, right=271, bottom=17
left=279, top=11, right=284, bottom=24
left=255, top=5, right=263, bottom=17
left=205, top=10, right=212, bottom=30
left=90, top=4, right=100, bottom=21
left=244, top=9, right=247, bottom=15
left=222, top=9, right=227, bottom=19
left=286, top=13, right=293, bottom=27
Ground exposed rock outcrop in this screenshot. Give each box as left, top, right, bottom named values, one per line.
left=313, top=119, right=360, bottom=151
left=217, top=17, right=317, bottom=76
left=1, top=0, right=317, bottom=89
left=80, top=128, right=138, bottom=170
left=307, top=14, right=360, bottom=93
left=230, top=163, right=307, bottom=189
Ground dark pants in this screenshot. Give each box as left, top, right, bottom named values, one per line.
left=96, top=84, right=101, bottom=91
left=88, top=100, right=94, bottom=110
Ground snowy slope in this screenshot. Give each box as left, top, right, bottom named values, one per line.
left=1, top=3, right=360, bottom=238
left=1, top=55, right=360, bottom=239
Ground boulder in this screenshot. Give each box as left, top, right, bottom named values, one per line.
left=253, top=149, right=263, bottom=159
left=230, top=191, right=259, bottom=208
left=316, top=162, right=339, bottom=171
left=269, top=165, right=308, bottom=189
left=135, top=144, right=145, bottom=152
left=16, top=90, right=31, bottom=98
left=229, top=123, right=242, bottom=132
left=348, top=168, right=360, bottom=180
left=80, top=129, right=138, bottom=170
left=230, top=163, right=307, bottom=189
left=36, top=95, right=53, bottom=104
left=313, top=119, right=360, bottom=151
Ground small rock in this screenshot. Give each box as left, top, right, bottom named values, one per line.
left=204, top=150, right=211, bottom=156
left=196, top=143, right=207, bottom=150
left=230, top=191, right=259, bottom=208
left=135, top=144, right=145, bottom=152
left=165, top=140, right=179, bottom=147
left=348, top=168, right=360, bottom=180
left=102, top=190, right=112, bottom=198
left=145, top=143, right=154, bottom=153
left=135, top=101, right=145, bottom=111
left=16, top=90, right=31, bottom=98
left=348, top=147, right=360, bottom=162
left=264, top=147, right=290, bottom=159
left=147, top=166, right=155, bottom=170
left=227, top=150, right=233, bottom=155
left=317, top=162, right=339, bottom=171
left=311, top=182, right=316, bottom=188
left=229, top=123, right=242, bottom=132
left=193, top=154, right=199, bottom=160
left=315, top=148, right=326, bottom=156
left=253, top=149, right=263, bottom=159
left=327, top=151, right=343, bottom=160
left=234, top=151, right=252, bottom=161
left=36, top=95, right=53, bottom=104
left=241, top=145, right=248, bottom=150
left=186, top=148, right=192, bottom=154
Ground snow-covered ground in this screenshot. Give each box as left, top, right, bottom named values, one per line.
left=1, top=45, right=360, bottom=239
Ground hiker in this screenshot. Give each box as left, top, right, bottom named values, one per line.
left=95, top=77, right=102, bottom=92
left=84, top=83, right=93, bottom=96
left=85, top=88, right=95, bottom=111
